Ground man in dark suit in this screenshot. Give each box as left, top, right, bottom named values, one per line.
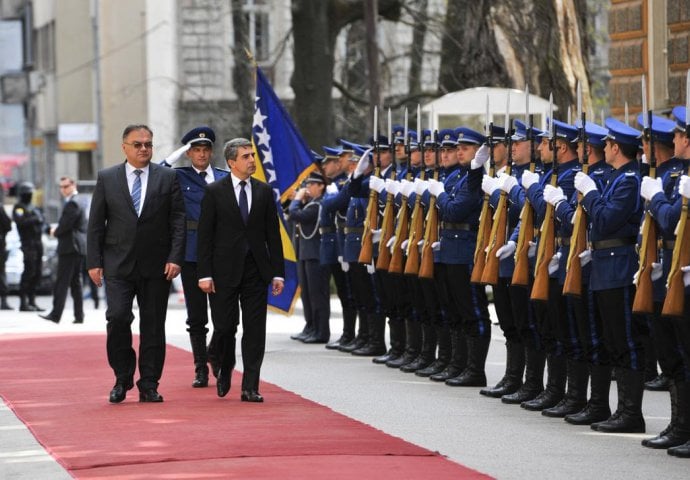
left=197, top=137, right=285, bottom=403
left=160, top=126, right=229, bottom=388
left=39, top=176, right=87, bottom=323
left=87, top=124, right=186, bottom=404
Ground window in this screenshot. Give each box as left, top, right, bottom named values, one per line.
left=243, top=0, right=270, bottom=63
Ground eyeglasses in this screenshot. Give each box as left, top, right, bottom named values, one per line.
left=124, top=141, right=154, bottom=150
left=59, top=184, right=72, bottom=189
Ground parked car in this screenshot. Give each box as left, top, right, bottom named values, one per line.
left=5, top=222, right=58, bottom=294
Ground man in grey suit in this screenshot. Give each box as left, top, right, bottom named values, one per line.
left=87, top=124, right=186, bottom=404
left=39, top=176, right=87, bottom=323
left=197, top=137, right=284, bottom=402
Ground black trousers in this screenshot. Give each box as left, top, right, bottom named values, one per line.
left=648, top=301, right=683, bottom=379
left=20, top=245, right=42, bottom=296
left=348, top=262, right=378, bottom=314
left=511, top=284, right=540, bottom=350
left=181, top=261, right=211, bottom=337
left=493, top=277, right=520, bottom=344
left=209, top=254, right=269, bottom=392
left=299, top=258, right=331, bottom=340
left=594, top=286, right=646, bottom=371
left=50, top=253, right=84, bottom=321
left=105, top=272, right=171, bottom=391
left=405, top=273, right=428, bottom=323
left=420, top=267, right=443, bottom=325
left=674, top=296, right=690, bottom=382
left=568, top=285, right=610, bottom=365
left=443, top=263, right=491, bottom=338
left=0, top=238, right=9, bottom=296
left=330, top=263, right=356, bottom=315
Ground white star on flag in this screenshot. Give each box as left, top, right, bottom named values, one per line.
left=253, top=107, right=267, bottom=128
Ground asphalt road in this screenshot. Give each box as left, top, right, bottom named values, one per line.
left=0, top=294, right=688, bottom=479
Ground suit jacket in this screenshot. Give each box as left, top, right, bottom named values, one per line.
left=54, top=194, right=87, bottom=255
left=197, top=175, right=284, bottom=287
left=86, top=162, right=186, bottom=278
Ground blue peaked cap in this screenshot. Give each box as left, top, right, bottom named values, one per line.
left=604, top=118, right=642, bottom=147
left=636, top=113, right=677, bottom=145
left=454, top=127, right=485, bottom=145
left=573, top=120, right=608, bottom=147
left=672, top=106, right=687, bottom=131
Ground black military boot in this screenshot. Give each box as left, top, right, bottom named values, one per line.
left=542, top=360, right=589, bottom=417
left=416, top=324, right=451, bottom=377
left=481, top=341, right=525, bottom=397
left=522, top=354, right=566, bottom=411
left=19, top=295, right=37, bottom=312
left=644, top=380, right=690, bottom=449
left=565, top=364, right=612, bottom=425
left=445, top=336, right=490, bottom=387
left=502, top=347, right=545, bottom=404
left=373, top=318, right=405, bottom=364
left=339, top=312, right=369, bottom=353
left=645, top=373, right=671, bottom=391
left=326, top=307, right=356, bottom=350
left=352, top=314, right=387, bottom=356
left=189, top=335, right=209, bottom=388
left=400, top=322, right=436, bottom=372
left=0, top=295, right=12, bottom=310
left=430, top=328, right=467, bottom=382
left=595, top=368, right=645, bottom=433
left=388, top=319, right=422, bottom=368
left=667, top=441, right=690, bottom=458
left=28, top=294, right=44, bottom=312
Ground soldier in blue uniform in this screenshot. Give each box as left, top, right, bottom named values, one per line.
left=639, top=111, right=690, bottom=450
left=160, top=126, right=228, bottom=387
left=288, top=171, right=330, bottom=343
left=13, top=182, right=46, bottom=312
left=574, top=118, right=646, bottom=433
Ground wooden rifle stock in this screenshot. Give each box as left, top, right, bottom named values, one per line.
left=358, top=158, right=381, bottom=265
left=662, top=193, right=690, bottom=317
left=480, top=192, right=508, bottom=285
left=530, top=164, right=558, bottom=302
left=513, top=119, right=536, bottom=287
left=375, top=172, right=397, bottom=271
left=404, top=172, right=426, bottom=276
left=419, top=170, right=439, bottom=279
left=471, top=185, right=493, bottom=283
left=387, top=195, right=410, bottom=273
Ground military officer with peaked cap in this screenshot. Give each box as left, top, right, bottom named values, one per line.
left=160, top=126, right=229, bottom=388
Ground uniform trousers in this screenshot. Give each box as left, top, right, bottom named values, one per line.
left=493, top=278, right=520, bottom=345
left=568, top=285, right=610, bottom=366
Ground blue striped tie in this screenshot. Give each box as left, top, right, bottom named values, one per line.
left=132, top=169, right=142, bottom=215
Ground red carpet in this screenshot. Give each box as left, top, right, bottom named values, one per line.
left=0, top=333, right=491, bottom=479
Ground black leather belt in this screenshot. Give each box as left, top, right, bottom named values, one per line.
left=344, top=227, right=364, bottom=235
left=440, top=222, right=471, bottom=231
left=319, top=227, right=335, bottom=234
left=662, top=239, right=676, bottom=250
left=187, top=220, right=198, bottom=230
left=591, top=237, right=636, bottom=250
left=556, top=236, right=570, bottom=247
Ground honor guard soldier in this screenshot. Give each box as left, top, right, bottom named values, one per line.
left=574, top=118, right=646, bottom=433
left=160, top=126, right=229, bottom=387
left=639, top=109, right=690, bottom=450
left=12, top=182, right=46, bottom=312
left=288, top=170, right=330, bottom=343
left=0, top=186, right=12, bottom=310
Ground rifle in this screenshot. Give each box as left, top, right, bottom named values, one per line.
left=662, top=165, right=690, bottom=317
left=359, top=108, right=381, bottom=265
left=563, top=100, right=588, bottom=297
left=404, top=132, right=427, bottom=276
left=481, top=119, right=513, bottom=285
left=419, top=130, right=440, bottom=279
left=375, top=109, right=397, bottom=271
left=530, top=121, right=558, bottom=302
left=512, top=114, right=537, bottom=287
left=471, top=122, right=495, bottom=284
left=388, top=128, right=413, bottom=274
left=632, top=87, right=658, bottom=313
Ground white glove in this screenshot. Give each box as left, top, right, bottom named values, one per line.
left=470, top=144, right=490, bottom=170
left=428, top=179, right=445, bottom=197
left=326, top=183, right=339, bottom=194
left=528, top=241, right=537, bottom=258
left=496, top=240, right=516, bottom=260
left=371, top=229, right=382, bottom=244
left=384, top=179, right=400, bottom=196
left=353, top=149, right=373, bottom=178
left=641, top=153, right=648, bottom=165
left=400, top=179, right=415, bottom=197
left=417, top=239, right=424, bottom=253
left=401, top=239, right=409, bottom=251
left=682, top=265, right=690, bottom=287
left=161, top=143, right=191, bottom=166
left=340, top=259, right=350, bottom=272
left=521, top=170, right=540, bottom=190
left=366, top=262, right=376, bottom=274
left=482, top=175, right=499, bottom=195
left=498, top=173, right=518, bottom=193
left=432, top=241, right=440, bottom=251
left=651, top=262, right=663, bottom=282
left=369, top=176, right=386, bottom=193
left=574, top=171, right=597, bottom=196
left=579, top=249, right=592, bottom=267
left=640, top=176, right=663, bottom=201
left=548, top=252, right=562, bottom=275
left=414, top=179, right=429, bottom=195
left=679, top=175, right=690, bottom=199
left=543, top=185, right=566, bottom=206
left=387, top=235, right=397, bottom=254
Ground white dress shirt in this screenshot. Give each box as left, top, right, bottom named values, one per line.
left=192, top=165, right=215, bottom=185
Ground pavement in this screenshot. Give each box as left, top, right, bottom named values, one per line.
left=1, top=293, right=689, bottom=479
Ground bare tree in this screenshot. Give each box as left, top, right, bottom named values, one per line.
left=231, top=0, right=254, bottom=134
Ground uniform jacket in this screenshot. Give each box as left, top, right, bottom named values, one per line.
left=288, top=195, right=322, bottom=261
left=54, top=193, right=87, bottom=256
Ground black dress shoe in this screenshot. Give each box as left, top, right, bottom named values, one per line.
left=139, top=389, right=164, bottom=403
left=290, top=331, right=311, bottom=342
left=73, top=318, right=84, bottom=324
left=217, top=368, right=231, bottom=397
left=302, top=336, right=329, bottom=344
left=241, top=390, right=264, bottom=403
left=39, top=313, right=60, bottom=323
left=109, top=381, right=133, bottom=403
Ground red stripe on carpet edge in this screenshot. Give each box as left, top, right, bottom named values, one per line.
left=0, top=333, right=492, bottom=479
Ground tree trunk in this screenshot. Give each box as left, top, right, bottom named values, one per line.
left=407, top=0, right=428, bottom=98
left=231, top=0, right=254, bottom=136
left=364, top=0, right=381, bottom=136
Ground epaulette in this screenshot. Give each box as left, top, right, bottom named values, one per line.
left=625, top=170, right=636, bottom=176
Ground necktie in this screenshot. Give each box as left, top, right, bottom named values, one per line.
left=239, top=180, right=249, bottom=225
left=132, top=169, right=142, bottom=216
left=199, top=170, right=207, bottom=181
